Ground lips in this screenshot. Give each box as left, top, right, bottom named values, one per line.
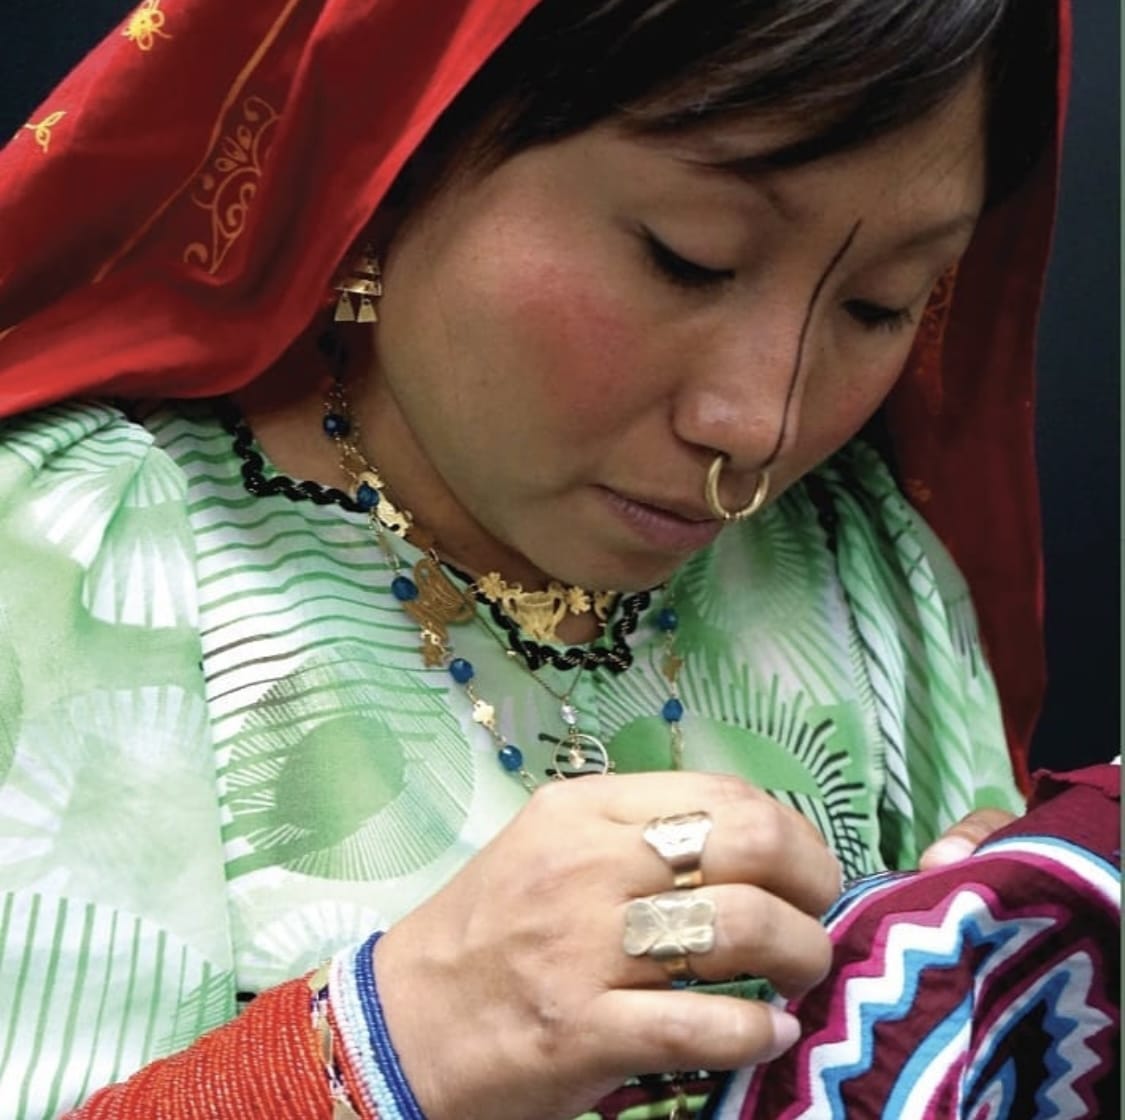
left=599, top=487, right=725, bottom=553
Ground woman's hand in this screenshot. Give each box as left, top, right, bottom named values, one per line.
left=918, top=807, right=1018, bottom=871
left=375, top=772, right=842, bottom=1120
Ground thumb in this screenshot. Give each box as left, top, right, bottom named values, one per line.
left=918, top=808, right=1018, bottom=871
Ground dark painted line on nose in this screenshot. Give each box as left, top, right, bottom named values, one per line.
left=763, top=218, right=863, bottom=468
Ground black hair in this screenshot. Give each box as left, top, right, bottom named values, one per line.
left=404, top=0, right=1057, bottom=208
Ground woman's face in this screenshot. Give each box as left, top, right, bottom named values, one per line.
left=366, top=73, right=986, bottom=591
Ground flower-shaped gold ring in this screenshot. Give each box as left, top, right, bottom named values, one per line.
left=622, top=890, right=717, bottom=982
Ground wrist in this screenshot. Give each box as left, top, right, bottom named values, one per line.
left=329, top=932, right=429, bottom=1120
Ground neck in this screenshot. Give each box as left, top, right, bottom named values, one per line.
left=232, top=364, right=607, bottom=634
left=358, top=380, right=563, bottom=590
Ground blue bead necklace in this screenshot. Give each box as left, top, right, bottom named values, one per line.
left=323, top=378, right=687, bottom=790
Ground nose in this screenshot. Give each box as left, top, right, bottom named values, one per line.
left=669, top=297, right=812, bottom=475
left=670, top=222, right=860, bottom=489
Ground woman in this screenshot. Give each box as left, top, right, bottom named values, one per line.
left=0, top=1, right=1064, bottom=1117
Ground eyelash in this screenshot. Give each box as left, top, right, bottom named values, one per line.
left=643, top=231, right=735, bottom=289
left=643, top=229, right=917, bottom=334
left=843, top=300, right=916, bottom=334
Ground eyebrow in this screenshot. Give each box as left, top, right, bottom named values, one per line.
left=688, top=155, right=805, bottom=222
left=881, top=212, right=980, bottom=254
left=686, top=154, right=980, bottom=252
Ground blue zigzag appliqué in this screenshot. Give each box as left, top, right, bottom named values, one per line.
left=804, top=891, right=1047, bottom=1118
left=884, top=991, right=973, bottom=1114
left=964, top=957, right=1112, bottom=1120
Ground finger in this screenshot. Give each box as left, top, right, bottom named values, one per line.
left=587, top=988, right=802, bottom=1078
left=593, top=771, right=823, bottom=852
left=613, top=781, right=842, bottom=916
left=919, top=808, right=1018, bottom=870
left=620, top=883, right=833, bottom=997
left=524, top=773, right=841, bottom=916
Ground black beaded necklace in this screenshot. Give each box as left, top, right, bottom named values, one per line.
left=220, top=399, right=652, bottom=674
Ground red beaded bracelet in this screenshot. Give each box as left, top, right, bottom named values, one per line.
left=65, top=973, right=351, bottom=1118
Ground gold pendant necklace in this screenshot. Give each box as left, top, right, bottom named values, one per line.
left=469, top=609, right=616, bottom=779
left=554, top=703, right=614, bottom=778
left=401, top=554, right=475, bottom=667
left=321, top=375, right=687, bottom=787
left=474, top=572, right=616, bottom=645
left=325, top=378, right=614, bottom=644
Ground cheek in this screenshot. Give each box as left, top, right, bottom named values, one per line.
left=479, top=255, right=655, bottom=430
left=798, top=350, right=908, bottom=468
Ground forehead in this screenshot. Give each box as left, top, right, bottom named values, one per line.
left=650, top=70, right=988, bottom=213
left=401, top=71, right=987, bottom=260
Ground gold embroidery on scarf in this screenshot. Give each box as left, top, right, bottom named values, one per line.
left=123, top=0, right=171, bottom=51
left=23, top=111, right=66, bottom=153
left=903, top=478, right=933, bottom=505
left=906, top=263, right=959, bottom=418
left=917, top=264, right=958, bottom=352
left=92, top=0, right=304, bottom=284
left=183, top=96, right=280, bottom=275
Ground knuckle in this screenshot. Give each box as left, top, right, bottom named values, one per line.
left=813, top=852, right=844, bottom=910
left=687, top=998, right=769, bottom=1069
left=787, top=925, right=834, bottom=993
left=525, top=777, right=572, bottom=817
left=527, top=997, right=569, bottom=1059
left=649, top=1002, right=702, bottom=1063
left=522, top=842, right=596, bottom=901
left=726, top=888, right=777, bottom=957
left=751, top=897, right=781, bottom=952
left=739, top=802, right=787, bottom=864
left=716, top=1003, right=767, bottom=1061
left=702, top=771, right=755, bottom=808
left=771, top=928, right=834, bottom=999
left=957, top=823, right=990, bottom=846
left=527, top=995, right=603, bottom=1073
left=971, top=809, right=1009, bottom=837
left=809, top=925, right=835, bottom=985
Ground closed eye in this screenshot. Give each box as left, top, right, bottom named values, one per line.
left=843, top=299, right=915, bottom=333
left=643, top=230, right=735, bottom=290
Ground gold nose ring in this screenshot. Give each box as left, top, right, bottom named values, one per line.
left=704, top=455, right=770, bottom=522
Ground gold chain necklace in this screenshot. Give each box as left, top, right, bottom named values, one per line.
left=325, top=379, right=616, bottom=645
left=321, top=376, right=687, bottom=787
left=474, top=572, right=616, bottom=644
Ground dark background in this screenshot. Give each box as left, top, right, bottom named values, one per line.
left=1, top=3, right=1119, bottom=772
left=1031, top=5, right=1120, bottom=771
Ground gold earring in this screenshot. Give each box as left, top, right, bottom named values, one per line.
left=334, top=246, right=383, bottom=323
left=704, top=455, right=770, bottom=521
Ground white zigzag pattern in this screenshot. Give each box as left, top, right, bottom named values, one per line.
left=796, top=889, right=1051, bottom=1119
left=713, top=840, right=1119, bottom=1120
left=895, top=1010, right=972, bottom=1116
left=974, top=837, right=1120, bottom=907
left=970, top=1077, right=1009, bottom=1119
left=965, top=950, right=1112, bottom=1119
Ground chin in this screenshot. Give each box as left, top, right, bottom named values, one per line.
left=533, top=550, right=683, bottom=594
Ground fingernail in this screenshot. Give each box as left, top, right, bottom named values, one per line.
left=765, top=1006, right=802, bottom=1059
left=921, top=836, right=975, bottom=869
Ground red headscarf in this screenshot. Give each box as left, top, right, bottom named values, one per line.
left=0, top=0, right=1069, bottom=788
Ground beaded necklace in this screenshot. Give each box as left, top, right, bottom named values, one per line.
left=320, top=375, right=688, bottom=789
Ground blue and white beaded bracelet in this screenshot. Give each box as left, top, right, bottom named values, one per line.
left=330, top=933, right=428, bottom=1120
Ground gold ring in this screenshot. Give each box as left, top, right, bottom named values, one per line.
left=705, top=456, right=770, bottom=522
left=623, top=890, right=717, bottom=980
left=660, top=953, right=696, bottom=983
left=643, top=811, right=713, bottom=889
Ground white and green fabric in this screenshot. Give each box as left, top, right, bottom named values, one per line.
left=0, top=401, right=1021, bottom=1118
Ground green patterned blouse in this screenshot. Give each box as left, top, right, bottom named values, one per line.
left=0, top=401, right=1020, bottom=1118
